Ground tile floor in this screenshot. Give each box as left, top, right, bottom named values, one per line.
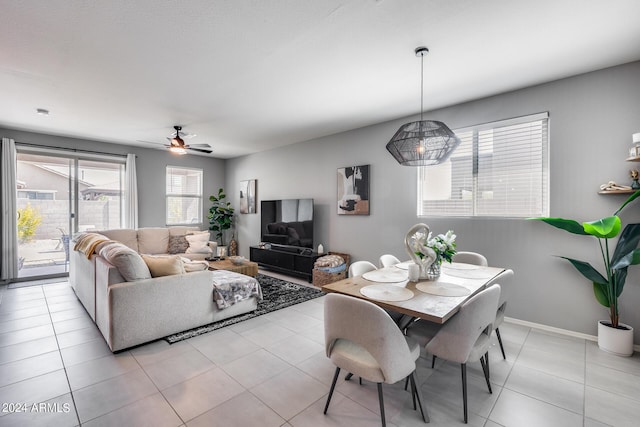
left=1, top=274, right=640, bottom=426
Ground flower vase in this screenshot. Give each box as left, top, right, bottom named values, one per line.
left=426, top=257, right=442, bottom=280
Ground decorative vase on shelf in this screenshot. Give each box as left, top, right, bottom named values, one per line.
left=228, top=235, right=238, bottom=256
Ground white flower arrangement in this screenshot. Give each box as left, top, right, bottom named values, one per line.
left=413, top=229, right=457, bottom=263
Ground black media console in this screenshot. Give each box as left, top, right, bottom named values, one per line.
left=250, top=245, right=321, bottom=282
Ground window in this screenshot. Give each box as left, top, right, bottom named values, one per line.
left=418, top=112, right=549, bottom=218
left=166, top=166, right=203, bottom=225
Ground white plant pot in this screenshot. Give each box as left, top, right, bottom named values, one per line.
left=598, top=320, right=634, bottom=357
left=217, top=246, right=228, bottom=258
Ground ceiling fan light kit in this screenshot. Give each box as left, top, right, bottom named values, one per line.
left=386, top=46, right=461, bottom=166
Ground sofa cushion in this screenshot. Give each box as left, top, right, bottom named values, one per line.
left=100, top=229, right=139, bottom=251
left=138, top=228, right=170, bottom=254
left=168, top=235, right=189, bottom=254
left=185, top=231, right=211, bottom=254
left=141, top=254, right=186, bottom=277
left=99, top=242, right=151, bottom=281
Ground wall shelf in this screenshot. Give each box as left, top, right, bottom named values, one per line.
left=598, top=189, right=636, bottom=195
left=625, top=156, right=640, bottom=162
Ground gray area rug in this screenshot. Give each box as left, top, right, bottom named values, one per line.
left=164, top=273, right=324, bottom=343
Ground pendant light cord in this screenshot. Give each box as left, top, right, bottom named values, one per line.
left=420, top=51, right=424, bottom=122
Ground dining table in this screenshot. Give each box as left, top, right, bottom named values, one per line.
left=321, top=261, right=506, bottom=324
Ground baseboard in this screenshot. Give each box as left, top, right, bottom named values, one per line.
left=504, top=317, right=640, bottom=352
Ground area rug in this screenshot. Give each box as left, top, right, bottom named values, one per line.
left=164, top=273, right=324, bottom=343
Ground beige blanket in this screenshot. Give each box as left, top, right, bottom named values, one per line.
left=73, top=233, right=111, bottom=259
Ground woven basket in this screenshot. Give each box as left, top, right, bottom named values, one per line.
left=312, top=251, right=351, bottom=287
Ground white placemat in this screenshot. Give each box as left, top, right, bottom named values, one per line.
left=416, top=281, right=472, bottom=297
left=442, top=268, right=494, bottom=279
left=394, top=261, right=413, bottom=270
left=360, top=284, right=414, bottom=301
left=442, top=262, right=481, bottom=271
left=362, top=269, right=408, bottom=283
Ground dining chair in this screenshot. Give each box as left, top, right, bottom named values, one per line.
left=348, top=260, right=378, bottom=277
left=378, top=254, right=401, bottom=268
left=406, top=284, right=501, bottom=423
left=452, top=251, right=488, bottom=266
left=486, top=269, right=514, bottom=360
left=349, top=260, right=406, bottom=326
left=453, top=251, right=513, bottom=360
left=324, top=293, right=429, bottom=426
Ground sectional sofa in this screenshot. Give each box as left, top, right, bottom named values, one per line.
left=69, top=227, right=259, bottom=351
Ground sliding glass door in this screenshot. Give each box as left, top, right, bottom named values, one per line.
left=16, top=151, right=124, bottom=279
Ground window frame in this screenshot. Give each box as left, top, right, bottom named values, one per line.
left=165, top=166, right=204, bottom=226
left=417, top=112, right=549, bottom=219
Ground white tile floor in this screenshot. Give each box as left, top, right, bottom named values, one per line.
left=1, top=275, right=640, bottom=426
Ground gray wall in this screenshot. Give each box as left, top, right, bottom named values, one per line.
left=226, top=61, right=640, bottom=342
left=0, top=129, right=226, bottom=230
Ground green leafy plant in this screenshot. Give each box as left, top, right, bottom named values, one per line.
left=532, top=191, right=640, bottom=328
left=208, top=188, right=234, bottom=245
left=17, top=204, right=43, bottom=243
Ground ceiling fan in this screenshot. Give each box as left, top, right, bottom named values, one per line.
left=165, top=125, right=213, bottom=154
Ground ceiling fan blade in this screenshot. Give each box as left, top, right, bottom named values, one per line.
left=187, top=147, right=213, bottom=154
left=185, top=143, right=212, bottom=148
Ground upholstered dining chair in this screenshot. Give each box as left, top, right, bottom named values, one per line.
left=378, top=254, right=401, bottom=268
left=486, top=269, right=514, bottom=360
left=348, top=260, right=406, bottom=326
left=452, top=251, right=488, bottom=266
left=406, top=284, right=501, bottom=423
left=452, top=251, right=512, bottom=360
left=348, top=260, right=378, bottom=277
left=324, top=293, right=429, bottom=426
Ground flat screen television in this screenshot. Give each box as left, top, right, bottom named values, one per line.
left=261, top=199, right=314, bottom=248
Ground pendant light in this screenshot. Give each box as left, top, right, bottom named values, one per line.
left=386, top=47, right=460, bottom=166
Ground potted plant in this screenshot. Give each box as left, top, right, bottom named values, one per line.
left=208, top=188, right=234, bottom=255
left=532, top=191, right=640, bottom=356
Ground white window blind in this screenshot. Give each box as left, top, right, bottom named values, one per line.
left=418, top=112, right=549, bottom=218
left=166, top=166, right=203, bottom=225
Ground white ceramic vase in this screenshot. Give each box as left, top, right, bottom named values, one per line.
left=597, top=320, right=634, bottom=357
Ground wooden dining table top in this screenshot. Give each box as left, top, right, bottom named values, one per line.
left=321, top=262, right=506, bottom=324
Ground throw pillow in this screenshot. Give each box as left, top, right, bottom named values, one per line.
left=168, top=235, right=189, bottom=254
left=99, top=242, right=152, bottom=281
left=181, top=257, right=210, bottom=272
left=185, top=232, right=212, bottom=254
left=141, top=255, right=186, bottom=277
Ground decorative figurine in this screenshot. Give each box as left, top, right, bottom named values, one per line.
left=631, top=169, right=640, bottom=190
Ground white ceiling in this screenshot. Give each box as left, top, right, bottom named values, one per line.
left=2, top=0, right=640, bottom=158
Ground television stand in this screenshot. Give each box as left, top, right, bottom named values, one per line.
left=250, top=246, right=321, bottom=282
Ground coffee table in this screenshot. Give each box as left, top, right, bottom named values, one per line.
left=207, top=258, right=259, bottom=277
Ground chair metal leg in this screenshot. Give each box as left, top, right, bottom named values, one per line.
left=410, top=371, right=429, bottom=423
left=359, top=377, right=362, bottom=385
left=345, top=372, right=354, bottom=381
left=324, top=367, right=341, bottom=414
left=431, top=355, right=436, bottom=369
left=496, top=328, right=506, bottom=360
left=461, top=364, right=468, bottom=423
left=479, top=355, right=492, bottom=394
left=377, top=383, right=386, bottom=427
left=404, top=376, right=409, bottom=391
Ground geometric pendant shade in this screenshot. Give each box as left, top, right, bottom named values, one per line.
left=386, top=46, right=461, bottom=166
left=386, top=120, right=461, bottom=166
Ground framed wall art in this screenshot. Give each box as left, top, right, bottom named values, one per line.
left=337, top=164, right=369, bottom=215
left=239, top=179, right=256, bottom=214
